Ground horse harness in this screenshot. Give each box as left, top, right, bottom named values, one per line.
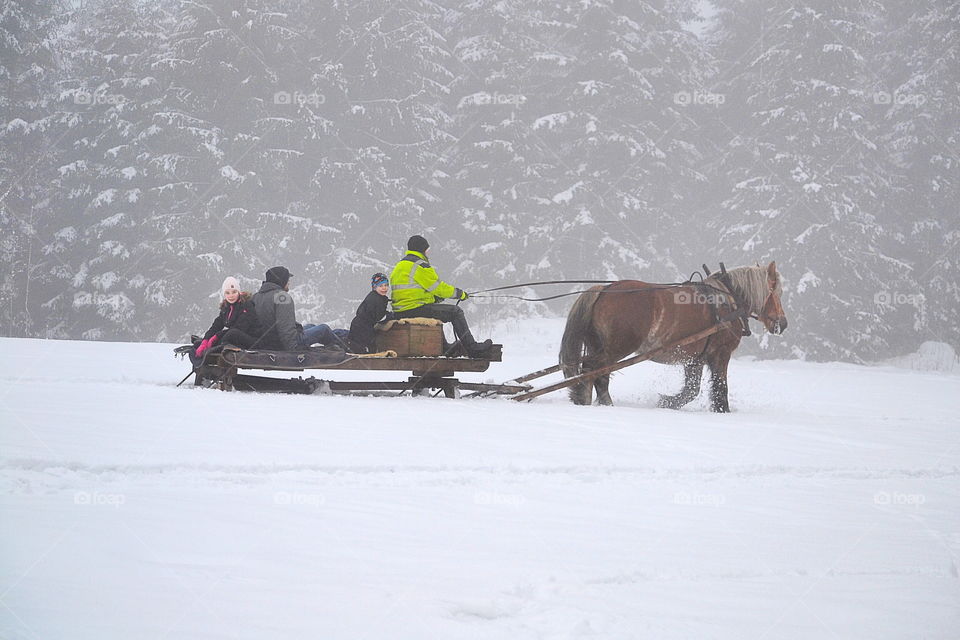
left=697, top=263, right=755, bottom=338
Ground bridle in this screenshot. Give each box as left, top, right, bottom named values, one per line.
left=710, top=270, right=782, bottom=336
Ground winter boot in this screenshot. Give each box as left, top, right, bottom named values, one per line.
left=466, top=338, right=493, bottom=359
left=459, top=331, right=490, bottom=358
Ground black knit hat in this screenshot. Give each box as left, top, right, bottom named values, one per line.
left=407, top=235, right=429, bottom=253
left=265, top=266, right=292, bottom=287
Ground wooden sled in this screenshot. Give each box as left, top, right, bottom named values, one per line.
left=184, top=318, right=521, bottom=398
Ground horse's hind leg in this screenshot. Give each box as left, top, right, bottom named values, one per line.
left=570, top=331, right=610, bottom=405
left=576, top=353, right=609, bottom=405
left=658, top=361, right=703, bottom=409
left=594, top=374, right=613, bottom=406
left=569, top=378, right=593, bottom=405
left=567, top=355, right=596, bottom=406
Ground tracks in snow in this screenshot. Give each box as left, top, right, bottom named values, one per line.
left=2, top=458, right=957, bottom=493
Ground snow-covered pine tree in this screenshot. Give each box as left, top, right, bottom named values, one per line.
left=878, top=0, right=960, bottom=353
left=441, top=0, right=712, bottom=321
left=303, top=0, right=457, bottom=324
left=438, top=0, right=551, bottom=312
left=524, top=0, right=709, bottom=282
left=125, top=0, right=330, bottom=339
left=695, top=0, right=764, bottom=257
left=709, top=0, right=910, bottom=361
left=0, top=0, right=62, bottom=336
left=71, top=0, right=349, bottom=338
left=40, top=0, right=175, bottom=340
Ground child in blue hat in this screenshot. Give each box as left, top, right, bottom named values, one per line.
left=344, top=273, right=391, bottom=353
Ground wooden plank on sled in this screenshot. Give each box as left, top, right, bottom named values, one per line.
left=219, top=346, right=502, bottom=373
left=220, top=348, right=353, bottom=371
left=228, top=374, right=509, bottom=399
left=220, top=371, right=530, bottom=397
left=229, top=374, right=459, bottom=395
left=511, top=320, right=736, bottom=402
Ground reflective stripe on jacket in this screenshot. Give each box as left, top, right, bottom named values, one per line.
left=389, top=250, right=459, bottom=312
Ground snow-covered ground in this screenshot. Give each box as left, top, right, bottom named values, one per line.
left=2, top=320, right=958, bottom=639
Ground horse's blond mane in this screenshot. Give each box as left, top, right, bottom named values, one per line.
left=707, top=265, right=780, bottom=314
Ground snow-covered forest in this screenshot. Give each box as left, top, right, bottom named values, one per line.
left=1, top=0, right=957, bottom=361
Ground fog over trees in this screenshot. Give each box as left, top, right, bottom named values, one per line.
left=1, top=0, right=957, bottom=361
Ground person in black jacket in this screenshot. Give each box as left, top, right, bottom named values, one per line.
left=346, top=273, right=391, bottom=353
left=194, top=277, right=261, bottom=358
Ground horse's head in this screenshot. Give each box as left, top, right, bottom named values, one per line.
left=758, top=261, right=787, bottom=335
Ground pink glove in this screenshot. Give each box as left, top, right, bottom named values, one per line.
left=195, top=333, right=221, bottom=358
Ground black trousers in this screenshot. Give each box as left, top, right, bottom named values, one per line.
left=394, top=304, right=476, bottom=346
left=221, top=328, right=259, bottom=349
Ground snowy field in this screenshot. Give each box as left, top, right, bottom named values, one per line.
left=1, top=320, right=958, bottom=639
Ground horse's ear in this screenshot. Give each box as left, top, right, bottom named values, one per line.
left=767, top=261, right=777, bottom=281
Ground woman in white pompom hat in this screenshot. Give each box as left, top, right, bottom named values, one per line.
left=194, top=276, right=262, bottom=358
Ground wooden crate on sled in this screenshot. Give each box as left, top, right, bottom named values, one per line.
left=374, top=318, right=444, bottom=356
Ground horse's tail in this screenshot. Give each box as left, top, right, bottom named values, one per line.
left=559, top=285, right=604, bottom=405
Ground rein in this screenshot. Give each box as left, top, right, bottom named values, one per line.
left=469, top=279, right=619, bottom=294
left=467, top=272, right=710, bottom=303
left=468, top=271, right=764, bottom=335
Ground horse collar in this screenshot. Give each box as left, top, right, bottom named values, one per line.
left=715, top=274, right=752, bottom=337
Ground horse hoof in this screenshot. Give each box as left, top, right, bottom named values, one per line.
left=657, top=395, right=678, bottom=410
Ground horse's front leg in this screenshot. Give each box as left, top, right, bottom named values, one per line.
left=658, top=361, right=703, bottom=409
left=707, top=351, right=732, bottom=413
left=594, top=374, right=613, bottom=406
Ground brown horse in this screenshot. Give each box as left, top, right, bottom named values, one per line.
left=559, top=262, right=787, bottom=412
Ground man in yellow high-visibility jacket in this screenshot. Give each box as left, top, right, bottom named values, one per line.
left=390, top=235, right=492, bottom=357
